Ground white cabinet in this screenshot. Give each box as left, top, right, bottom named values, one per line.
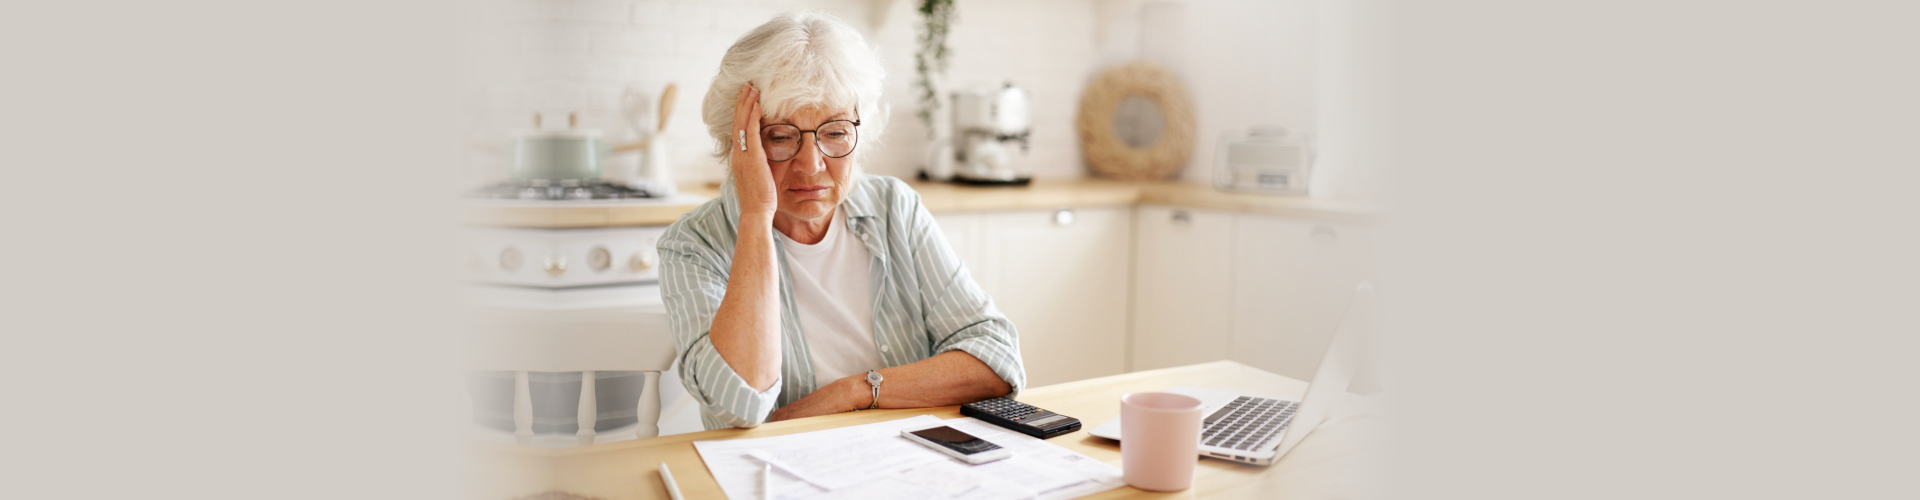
left=1130, top=205, right=1236, bottom=371
left=935, top=208, right=1133, bottom=387
left=931, top=212, right=983, bottom=277
left=1229, top=216, right=1373, bottom=382
left=1129, top=208, right=1373, bottom=383
left=940, top=203, right=1370, bottom=387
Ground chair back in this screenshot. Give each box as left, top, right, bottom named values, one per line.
left=468, top=307, right=676, bottom=446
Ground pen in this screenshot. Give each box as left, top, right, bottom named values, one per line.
left=761, top=462, right=772, bottom=500
left=658, top=463, right=684, bottom=500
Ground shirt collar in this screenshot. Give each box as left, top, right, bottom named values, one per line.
left=839, top=175, right=880, bottom=221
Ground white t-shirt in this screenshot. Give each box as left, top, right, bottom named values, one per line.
left=778, top=209, right=883, bottom=391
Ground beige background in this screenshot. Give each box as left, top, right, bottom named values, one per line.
left=5, top=1, right=1918, bottom=499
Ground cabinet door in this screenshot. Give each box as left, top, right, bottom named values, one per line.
left=931, top=212, right=983, bottom=280
left=978, top=208, right=1131, bottom=387
left=1231, top=215, right=1373, bottom=381
left=1130, top=205, right=1236, bottom=371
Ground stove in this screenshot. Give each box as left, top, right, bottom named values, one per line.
left=460, top=177, right=693, bottom=309
left=467, top=178, right=657, bottom=201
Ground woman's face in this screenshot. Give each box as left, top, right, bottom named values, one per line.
left=764, top=105, right=857, bottom=224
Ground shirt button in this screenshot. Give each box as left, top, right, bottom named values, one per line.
left=880, top=344, right=890, bottom=353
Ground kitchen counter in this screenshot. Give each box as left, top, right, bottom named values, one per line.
left=464, top=178, right=1377, bottom=228
left=462, top=194, right=712, bottom=228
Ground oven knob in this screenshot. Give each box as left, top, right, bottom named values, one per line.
left=498, top=246, right=523, bottom=272
left=629, top=251, right=655, bottom=272
left=587, top=246, right=612, bottom=273
left=544, top=255, right=567, bottom=276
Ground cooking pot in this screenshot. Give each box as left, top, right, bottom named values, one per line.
left=509, top=114, right=646, bottom=180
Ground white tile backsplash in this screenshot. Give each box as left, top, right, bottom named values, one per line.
left=566, top=0, right=636, bottom=22
left=463, top=0, right=1103, bottom=187
left=459, top=0, right=1355, bottom=195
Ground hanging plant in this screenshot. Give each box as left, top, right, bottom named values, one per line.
left=914, top=0, right=956, bottom=138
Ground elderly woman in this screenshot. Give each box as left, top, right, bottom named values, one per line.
left=659, top=12, right=1025, bottom=430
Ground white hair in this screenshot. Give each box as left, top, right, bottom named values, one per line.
left=701, top=11, right=888, bottom=169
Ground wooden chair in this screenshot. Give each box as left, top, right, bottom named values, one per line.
left=467, top=307, right=676, bottom=445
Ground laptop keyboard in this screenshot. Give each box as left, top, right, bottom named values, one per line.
left=1202, top=396, right=1299, bottom=451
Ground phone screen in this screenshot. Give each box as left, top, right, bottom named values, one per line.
left=909, top=426, right=1002, bottom=455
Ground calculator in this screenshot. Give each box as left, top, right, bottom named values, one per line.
left=961, top=397, right=1082, bottom=440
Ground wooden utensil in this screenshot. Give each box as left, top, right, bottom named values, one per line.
left=656, top=83, right=677, bottom=133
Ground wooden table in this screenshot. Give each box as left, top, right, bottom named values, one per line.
left=462, top=361, right=1386, bottom=500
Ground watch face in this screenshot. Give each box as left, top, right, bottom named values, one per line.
left=867, top=371, right=883, bottom=384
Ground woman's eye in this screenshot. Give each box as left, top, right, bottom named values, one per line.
left=823, top=131, right=848, bottom=139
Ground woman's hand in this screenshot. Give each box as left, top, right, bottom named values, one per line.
left=768, top=375, right=865, bottom=422
left=730, top=83, right=778, bottom=221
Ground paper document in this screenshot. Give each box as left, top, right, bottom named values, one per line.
left=692, top=415, right=1125, bottom=500
left=761, top=422, right=945, bottom=489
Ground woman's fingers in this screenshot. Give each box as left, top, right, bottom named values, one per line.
left=733, top=83, right=765, bottom=155
left=747, top=100, right=762, bottom=152
left=732, top=83, right=748, bottom=131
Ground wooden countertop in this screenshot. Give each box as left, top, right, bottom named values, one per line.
left=461, top=361, right=1385, bottom=500
left=463, top=178, right=1376, bottom=228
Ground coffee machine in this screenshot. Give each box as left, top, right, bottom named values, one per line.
left=949, top=83, right=1033, bottom=185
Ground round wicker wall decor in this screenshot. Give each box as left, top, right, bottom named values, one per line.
left=1077, top=62, right=1195, bottom=181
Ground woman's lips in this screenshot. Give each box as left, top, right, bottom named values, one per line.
left=787, top=185, right=829, bottom=198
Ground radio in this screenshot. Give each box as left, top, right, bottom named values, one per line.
left=1214, top=126, right=1311, bottom=195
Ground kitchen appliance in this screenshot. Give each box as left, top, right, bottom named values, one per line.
left=467, top=178, right=653, bottom=201
left=1214, top=126, right=1312, bottom=195
left=949, top=83, right=1033, bottom=185
left=462, top=225, right=669, bottom=309
left=469, top=113, right=657, bottom=201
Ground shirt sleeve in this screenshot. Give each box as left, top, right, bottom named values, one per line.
left=900, top=190, right=1028, bottom=398
left=659, top=233, right=782, bottom=428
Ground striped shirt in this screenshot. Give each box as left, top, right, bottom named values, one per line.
left=658, top=174, right=1026, bottom=430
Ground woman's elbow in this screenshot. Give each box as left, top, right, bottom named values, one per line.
left=984, top=375, right=1013, bottom=398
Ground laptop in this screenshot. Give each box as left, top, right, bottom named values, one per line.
left=1087, top=283, right=1372, bottom=466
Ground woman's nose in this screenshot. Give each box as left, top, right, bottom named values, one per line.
left=790, top=135, right=826, bottom=174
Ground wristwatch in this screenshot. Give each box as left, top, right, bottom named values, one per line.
left=864, top=370, right=884, bottom=410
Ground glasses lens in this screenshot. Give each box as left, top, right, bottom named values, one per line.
left=761, top=125, right=801, bottom=161
left=819, top=121, right=857, bottom=158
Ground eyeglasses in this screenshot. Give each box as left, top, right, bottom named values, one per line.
left=761, top=118, right=860, bottom=162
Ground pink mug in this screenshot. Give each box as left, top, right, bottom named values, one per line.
left=1120, top=392, right=1204, bottom=492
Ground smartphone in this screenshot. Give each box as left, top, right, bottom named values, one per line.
left=900, top=423, right=1012, bottom=464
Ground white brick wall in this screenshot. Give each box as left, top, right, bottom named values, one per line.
left=461, top=0, right=1111, bottom=188
left=458, top=0, right=1351, bottom=194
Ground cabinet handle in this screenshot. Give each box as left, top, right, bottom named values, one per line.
left=1052, top=209, right=1076, bottom=226
left=1170, top=210, right=1192, bottom=224
left=1312, top=225, right=1338, bottom=242
left=544, top=255, right=568, bottom=277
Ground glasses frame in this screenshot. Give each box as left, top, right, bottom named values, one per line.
left=759, top=117, right=862, bottom=162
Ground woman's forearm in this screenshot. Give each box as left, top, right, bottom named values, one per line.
left=709, top=214, right=783, bottom=391
left=870, top=351, right=1012, bottom=408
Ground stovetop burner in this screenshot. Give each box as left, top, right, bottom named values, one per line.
left=467, top=179, right=656, bottom=201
